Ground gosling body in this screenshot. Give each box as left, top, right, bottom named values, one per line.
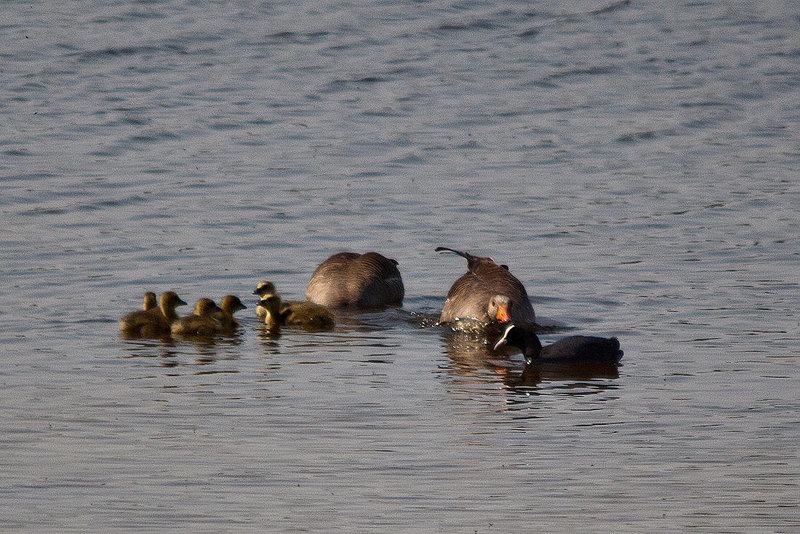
left=171, top=298, right=224, bottom=337
left=215, top=295, right=247, bottom=332
left=120, top=291, right=187, bottom=337
left=253, top=281, right=278, bottom=319
left=258, top=294, right=334, bottom=331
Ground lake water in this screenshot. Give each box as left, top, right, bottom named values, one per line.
left=1, top=0, right=799, bottom=531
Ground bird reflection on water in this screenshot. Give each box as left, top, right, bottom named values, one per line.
left=120, top=330, right=245, bottom=372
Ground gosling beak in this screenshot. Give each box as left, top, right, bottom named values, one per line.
left=177, top=298, right=188, bottom=306
left=252, top=288, right=260, bottom=295
left=239, top=303, right=247, bottom=309
left=495, top=303, right=511, bottom=323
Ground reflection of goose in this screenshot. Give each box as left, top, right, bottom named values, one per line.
left=436, top=247, right=534, bottom=330
left=440, top=329, right=514, bottom=381
left=215, top=295, right=247, bottom=331
left=120, top=291, right=187, bottom=337
left=305, top=251, right=404, bottom=308
left=258, top=294, right=335, bottom=331
left=494, top=324, right=623, bottom=366
left=171, top=298, right=224, bottom=337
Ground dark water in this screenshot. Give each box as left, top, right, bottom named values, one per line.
left=2, top=0, right=799, bottom=531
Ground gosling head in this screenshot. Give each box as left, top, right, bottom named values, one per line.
left=220, top=295, right=247, bottom=314
left=253, top=281, right=277, bottom=298
left=194, top=298, right=222, bottom=316
left=160, top=291, right=188, bottom=310
left=143, top=292, right=157, bottom=311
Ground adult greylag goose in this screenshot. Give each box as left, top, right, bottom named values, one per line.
left=305, top=252, right=404, bottom=308
left=436, top=247, right=534, bottom=329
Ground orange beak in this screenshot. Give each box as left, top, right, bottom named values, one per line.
left=495, top=303, right=511, bottom=323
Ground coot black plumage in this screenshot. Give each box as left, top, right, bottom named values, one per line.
left=494, top=324, right=623, bottom=366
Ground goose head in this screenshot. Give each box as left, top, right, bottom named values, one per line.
left=487, top=295, right=512, bottom=324
left=160, top=291, right=188, bottom=319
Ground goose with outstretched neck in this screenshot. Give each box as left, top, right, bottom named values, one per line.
left=258, top=294, right=334, bottom=331
left=494, top=324, right=623, bottom=366
left=436, top=247, right=534, bottom=329
left=305, top=251, right=404, bottom=308
left=171, top=298, right=224, bottom=337
left=214, top=295, right=247, bottom=332
left=119, top=291, right=187, bottom=337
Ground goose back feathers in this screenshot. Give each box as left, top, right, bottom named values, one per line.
left=436, top=247, right=534, bottom=327
left=305, top=252, right=404, bottom=308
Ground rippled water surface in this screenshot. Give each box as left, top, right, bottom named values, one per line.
left=2, top=0, right=799, bottom=531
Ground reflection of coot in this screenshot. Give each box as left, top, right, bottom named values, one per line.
left=510, top=359, right=621, bottom=389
